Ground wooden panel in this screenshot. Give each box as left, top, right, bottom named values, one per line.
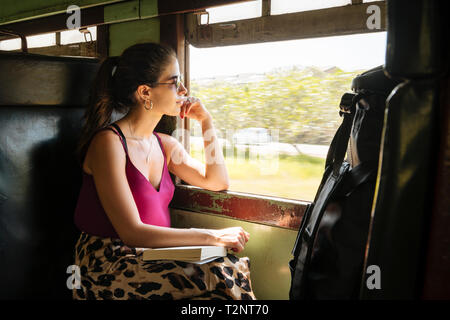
left=170, top=185, right=309, bottom=230
left=187, top=1, right=386, bottom=47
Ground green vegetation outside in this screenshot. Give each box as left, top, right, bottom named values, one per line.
left=189, top=66, right=362, bottom=201
left=191, top=145, right=325, bottom=202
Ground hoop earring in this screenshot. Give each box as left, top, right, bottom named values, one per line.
left=144, top=99, right=153, bottom=110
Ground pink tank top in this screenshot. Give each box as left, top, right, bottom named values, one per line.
left=74, top=123, right=175, bottom=239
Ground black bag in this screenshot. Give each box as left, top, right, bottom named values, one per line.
left=289, top=66, right=401, bottom=300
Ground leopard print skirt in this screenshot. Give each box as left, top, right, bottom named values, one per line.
left=72, top=232, right=256, bottom=300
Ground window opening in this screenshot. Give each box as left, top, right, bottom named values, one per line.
left=202, top=0, right=262, bottom=24
left=0, top=26, right=98, bottom=57
left=188, top=32, right=387, bottom=201
left=270, top=0, right=352, bottom=15
left=61, top=26, right=96, bottom=45
left=0, top=32, right=56, bottom=51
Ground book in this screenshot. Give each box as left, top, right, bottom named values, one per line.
left=142, top=246, right=227, bottom=264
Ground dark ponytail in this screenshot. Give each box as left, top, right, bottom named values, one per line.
left=77, top=42, right=176, bottom=163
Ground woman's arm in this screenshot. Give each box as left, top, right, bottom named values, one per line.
left=200, top=115, right=229, bottom=190
left=166, top=98, right=229, bottom=191
left=86, top=130, right=246, bottom=249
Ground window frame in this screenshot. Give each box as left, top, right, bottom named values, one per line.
left=175, top=0, right=386, bottom=230
left=170, top=185, right=310, bottom=229
left=1, top=30, right=100, bottom=57
left=186, top=0, right=386, bottom=48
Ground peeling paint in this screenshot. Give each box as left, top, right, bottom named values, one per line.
left=170, top=185, right=309, bottom=230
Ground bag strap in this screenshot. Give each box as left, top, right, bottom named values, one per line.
left=329, top=92, right=364, bottom=176
left=291, top=203, right=312, bottom=257
left=339, top=161, right=378, bottom=197
left=291, top=92, right=361, bottom=258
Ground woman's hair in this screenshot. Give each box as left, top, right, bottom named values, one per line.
left=77, top=42, right=176, bottom=163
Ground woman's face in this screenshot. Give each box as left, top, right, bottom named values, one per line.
left=147, top=57, right=188, bottom=117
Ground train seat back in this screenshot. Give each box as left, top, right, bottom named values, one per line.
left=0, top=52, right=99, bottom=299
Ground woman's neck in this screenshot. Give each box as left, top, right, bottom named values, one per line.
left=120, top=110, right=162, bottom=140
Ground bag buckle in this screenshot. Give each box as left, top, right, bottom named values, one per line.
left=339, top=93, right=356, bottom=116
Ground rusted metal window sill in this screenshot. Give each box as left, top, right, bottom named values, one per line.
left=170, top=184, right=309, bottom=230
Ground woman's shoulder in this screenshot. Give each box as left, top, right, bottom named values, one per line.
left=83, top=128, right=126, bottom=174
left=90, top=128, right=124, bottom=149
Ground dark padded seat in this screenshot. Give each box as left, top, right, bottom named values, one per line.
left=360, top=0, right=447, bottom=299
left=0, top=52, right=99, bottom=299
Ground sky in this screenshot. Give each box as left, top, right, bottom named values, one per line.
left=189, top=32, right=387, bottom=79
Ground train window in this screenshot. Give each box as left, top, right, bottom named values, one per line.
left=0, top=38, right=21, bottom=51
left=0, top=32, right=55, bottom=50
left=201, top=0, right=262, bottom=24
left=270, top=0, right=352, bottom=15
left=0, top=26, right=98, bottom=57
left=61, top=27, right=97, bottom=45
left=24, top=33, right=57, bottom=48
left=188, top=32, right=386, bottom=201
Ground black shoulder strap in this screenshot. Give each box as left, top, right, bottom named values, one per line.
left=110, top=123, right=128, bottom=153
left=325, top=92, right=364, bottom=176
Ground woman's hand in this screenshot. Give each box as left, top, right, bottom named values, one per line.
left=209, top=227, right=250, bottom=253
left=179, top=97, right=211, bottom=123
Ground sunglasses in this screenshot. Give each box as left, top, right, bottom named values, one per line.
left=150, top=76, right=183, bottom=91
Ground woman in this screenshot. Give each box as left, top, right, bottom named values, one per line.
left=72, top=43, right=255, bottom=300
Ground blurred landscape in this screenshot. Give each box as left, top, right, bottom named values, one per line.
left=189, top=66, right=363, bottom=201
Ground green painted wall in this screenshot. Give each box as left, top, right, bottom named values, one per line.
left=106, top=0, right=159, bottom=56
left=104, top=0, right=139, bottom=24
left=140, top=0, right=158, bottom=19
left=170, top=209, right=297, bottom=300
left=108, top=17, right=160, bottom=56
left=101, top=0, right=157, bottom=24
